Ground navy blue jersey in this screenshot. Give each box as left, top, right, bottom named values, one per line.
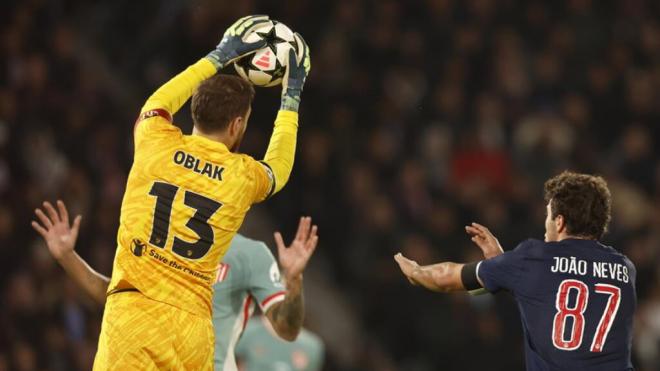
left=478, top=239, right=636, bottom=371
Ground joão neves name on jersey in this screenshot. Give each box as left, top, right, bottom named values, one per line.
left=173, top=150, right=224, bottom=181
left=550, top=256, right=629, bottom=283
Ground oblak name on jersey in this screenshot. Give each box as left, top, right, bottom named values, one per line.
left=173, top=150, right=225, bottom=181
left=550, top=256, right=630, bottom=283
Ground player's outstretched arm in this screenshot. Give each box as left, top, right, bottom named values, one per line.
left=31, top=200, right=109, bottom=304
left=140, top=15, right=269, bottom=117
left=394, top=253, right=465, bottom=293
left=396, top=224, right=509, bottom=294
left=266, top=217, right=318, bottom=341
left=259, top=34, right=311, bottom=196
left=465, top=222, right=504, bottom=259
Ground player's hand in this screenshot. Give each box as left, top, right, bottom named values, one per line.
left=394, top=253, right=420, bottom=285
left=206, top=15, right=271, bottom=69
left=280, top=33, right=311, bottom=112
left=465, top=222, right=503, bottom=259
left=31, top=200, right=82, bottom=261
left=274, top=216, right=318, bottom=282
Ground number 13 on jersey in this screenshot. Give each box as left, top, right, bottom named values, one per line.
left=148, top=181, right=223, bottom=260
left=552, top=279, right=621, bottom=353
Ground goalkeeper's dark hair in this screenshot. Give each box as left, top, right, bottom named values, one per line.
left=544, top=171, right=612, bottom=240
left=192, top=75, right=255, bottom=132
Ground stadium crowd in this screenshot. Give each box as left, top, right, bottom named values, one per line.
left=1, top=0, right=659, bottom=370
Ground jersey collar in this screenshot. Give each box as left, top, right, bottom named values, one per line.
left=186, top=134, right=230, bottom=153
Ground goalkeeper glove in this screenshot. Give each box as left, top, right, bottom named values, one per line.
left=206, top=15, right=270, bottom=70
left=281, top=33, right=311, bottom=112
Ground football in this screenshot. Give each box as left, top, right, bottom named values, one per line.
left=233, top=20, right=302, bottom=87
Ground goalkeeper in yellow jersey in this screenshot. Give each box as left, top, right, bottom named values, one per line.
left=92, top=15, right=310, bottom=370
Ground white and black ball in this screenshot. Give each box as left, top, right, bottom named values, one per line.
left=234, top=20, right=303, bottom=87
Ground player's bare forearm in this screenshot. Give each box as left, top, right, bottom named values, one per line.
left=395, top=253, right=465, bottom=293
left=266, top=275, right=304, bottom=341
left=266, top=216, right=317, bottom=340
left=261, top=110, right=298, bottom=194
left=412, top=262, right=465, bottom=292
left=57, top=250, right=110, bottom=305
left=141, top=58, right=217, bottom=115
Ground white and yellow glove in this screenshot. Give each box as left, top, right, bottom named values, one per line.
left=206, top=15, right=271, bottom=69
left=281, top=33, right=311, bottom=112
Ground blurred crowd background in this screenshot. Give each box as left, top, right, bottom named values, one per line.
left=1, top=0, right=660, bottom=370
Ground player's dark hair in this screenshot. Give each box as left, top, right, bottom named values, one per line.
left=544, top=171, right=612, bottom=240
left=191, top=74, right=255, bottom=132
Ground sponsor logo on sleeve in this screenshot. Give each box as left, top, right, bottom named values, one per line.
left=269, top=262, right=281, bottom=284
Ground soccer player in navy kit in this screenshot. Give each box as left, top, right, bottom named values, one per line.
left=395, top=171, right=636, bottom=371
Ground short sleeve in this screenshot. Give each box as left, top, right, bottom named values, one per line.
left=244, top=158, right=275, bottom=204
left=478, top=240, right=533, bottom=293
left=133, top=109, right=182, bottom=149
left=248, top=243, right=286, bottom=312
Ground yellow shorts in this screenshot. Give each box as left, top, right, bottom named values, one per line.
left=93, top=291, right=214, bottom=370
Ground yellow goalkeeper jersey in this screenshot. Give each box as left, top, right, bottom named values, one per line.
left=108, top=58, right=298, bottom=317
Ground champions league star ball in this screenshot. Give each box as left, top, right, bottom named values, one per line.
left=234, top=20, right=303, bottom=87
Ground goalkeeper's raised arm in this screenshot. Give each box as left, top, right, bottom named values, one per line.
left=259, top=33, right=311, bottom=197
left=139, top=15, right=269, bottom=121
